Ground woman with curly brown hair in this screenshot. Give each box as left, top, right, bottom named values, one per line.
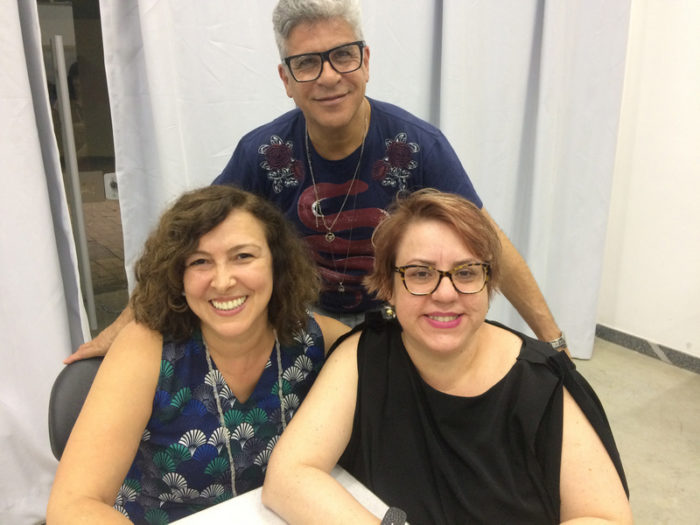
left=47, top=185, right=348, bottom=524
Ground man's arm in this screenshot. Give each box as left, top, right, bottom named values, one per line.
left=64, top=304, right=134, bottom=364
left=482, top=209, right=570, bottom=355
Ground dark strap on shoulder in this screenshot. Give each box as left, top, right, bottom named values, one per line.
left=327, top=309, right=390, bottom=357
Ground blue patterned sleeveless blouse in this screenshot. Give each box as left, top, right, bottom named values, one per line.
left=114, top=316, right=324, bottom=524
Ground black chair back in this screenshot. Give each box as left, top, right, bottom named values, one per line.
left=48, top=357, right=103, bottom=459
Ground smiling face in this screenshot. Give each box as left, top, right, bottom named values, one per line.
left=183, top=209, right=274, bottom=345
left=391, top=219, right=490, bottom=358
left=278, top=17, right=369, bottom=136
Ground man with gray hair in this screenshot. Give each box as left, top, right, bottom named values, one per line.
left=215, top=0, right=567, bottom=348
left=69, top=0, right=568, bottom=361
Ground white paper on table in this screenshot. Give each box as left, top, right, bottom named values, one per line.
left=172, top=465, right=389, bottom=524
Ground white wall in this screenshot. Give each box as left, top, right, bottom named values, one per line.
left=598, top=0, right=700, bottom=358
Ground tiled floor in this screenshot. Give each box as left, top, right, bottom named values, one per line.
left=82, top=200, right=129, bottom=333
left=84, top=200, right=127, bottom=294
left=575, top=340, right=700, bottom=524
left=81, top=200, right=699, bottom=523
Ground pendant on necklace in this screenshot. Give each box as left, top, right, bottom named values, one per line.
left=338, top=282, right=345, bottom=293
left=325, top=231, right=335, bottom=243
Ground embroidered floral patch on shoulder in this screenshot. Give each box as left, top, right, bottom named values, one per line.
left=372, top=132, right=419, bottom=190
left=258, top=136, right=304, bottom=193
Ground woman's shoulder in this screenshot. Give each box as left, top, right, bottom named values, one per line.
left=116, top=320, right=161, bottom=344
left=347, top=314, right=402, bottom=364
left=88, top=322, right=163, bottom=405
left=312, top=313, right=352, bottom=355
left=485, top=319, right=559, bottom=364
left=109, top=320, right=163, bottom=364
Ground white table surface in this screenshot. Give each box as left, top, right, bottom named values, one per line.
left=172, top=465, right=389, bottom=524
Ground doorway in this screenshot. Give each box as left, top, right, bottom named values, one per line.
left=38, top=0, right=127, bottom=338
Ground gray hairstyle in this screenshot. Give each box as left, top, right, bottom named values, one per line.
left=272, top=0, right=364, bottom=60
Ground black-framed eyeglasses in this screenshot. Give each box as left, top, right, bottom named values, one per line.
left=394, top=263, right=491, bottom=296
left=284, top=41, right=366, bottom=83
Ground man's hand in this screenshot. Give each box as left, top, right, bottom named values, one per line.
left=64, top=329, right=115, bottom=364
left=64, top=305, right=134, bottom=364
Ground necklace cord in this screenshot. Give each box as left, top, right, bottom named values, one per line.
left=305, top=107, right=368, bottom=238
left=203, top=334, right=285, bottom=498
left=305, top=104, right=369, bottom=291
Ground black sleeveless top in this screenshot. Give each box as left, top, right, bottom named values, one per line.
left=337, top=315, right=627, bottom=525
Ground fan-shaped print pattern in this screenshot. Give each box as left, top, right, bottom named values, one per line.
left=115, top=484, right=138, bottom=505
left=224, top=409, right=244, bottom=430
left=170, top=387, right=192, bottom=409
left=153, top=390, right=171, bottom=409
left=182, top=398, right=207, bottom=417
left=158, top=491, right=183, bottom=504
left=218, top=384, right=236, bottom=406
left=162, top=472, right=188, bottom=492
left=244, top=407, right=269, bottom=426
left=160, top=360, right=174, bottom=378
left=282, top=393, right=300, bottom=411
left=179, top=429, right=206, bottom=454
left=214, top=491, right=232, bottom=505
left=207, top=427, right=230, bottom=453
left=167, top=443, right=191, bottom=463
left=178, top=428, right=207, bottom=457
left=201, top=483, right=225, bottom=499
left=177, top=487, right=200, bottom=500
left=232, top=422, right=255, bottom=443
left=254, top=447, right=273, bottom=467
left=283, top=365, right=306, bottom=384
left=242, top=436, right=267, bottom=457
left=153, top=451, right=176, bottom=473
left=204, top=369, right=223, bottom=388
left=295, top=354, right=313, bottom=372
left=193, top=443, right=218, bottom=463
left=271, top=378, right=294, bottom=396
left=266, top=435, right=279, bottom=452
left=123, top=478, right=142, bottom=492
left=144, top=508, right=169, bottom=525
left=294, top=330, right=314, bottom=348
left=205, top=456, right=229, bottom=477
left=117, top=318, right=324, bottom=522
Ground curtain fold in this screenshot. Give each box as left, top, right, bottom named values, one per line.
left=100, top=0, right=292, bottom=288
left=0, top=1, right=89, bottom=522
left=101, top=0, right=630, bottom=358
left=439, top=0, right=631, bottom=357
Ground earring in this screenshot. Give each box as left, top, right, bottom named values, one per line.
left=381, top=304, right=396, bottom=319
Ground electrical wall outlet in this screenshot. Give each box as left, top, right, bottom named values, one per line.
left=104, top=172, right=119, bottom=200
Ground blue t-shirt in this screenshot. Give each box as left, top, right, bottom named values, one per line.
left=214, top=98, right=481, bottom=314
left=115, top=317, right=324, bottom=524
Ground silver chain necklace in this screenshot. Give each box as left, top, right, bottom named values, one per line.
left=305, top=111, right=368, bottom=292
left=203, top=333, right=286, bottom=498
left=304, top=114, right=368, bottom=244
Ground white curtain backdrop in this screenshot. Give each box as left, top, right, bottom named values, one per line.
left=100, top=0, right=631, bottom=358
left=0, top=1, right=89, bottom=522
